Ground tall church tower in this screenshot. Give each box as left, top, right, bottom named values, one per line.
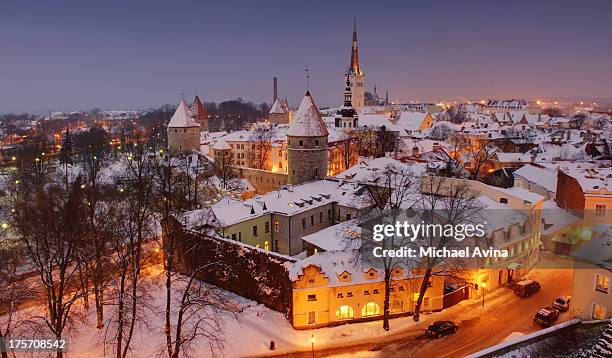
left=335, top=75, right=358, bottom=129
left=287, top=91, right=328, bottom=185
left=347, top=18, right=365, bottom=110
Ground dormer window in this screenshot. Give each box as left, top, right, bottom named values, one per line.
left=499, top=197, right=508, bottom=204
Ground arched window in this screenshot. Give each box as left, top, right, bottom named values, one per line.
left=335, top=305, right=354, bottom=320
left=361, top=302, right=380, bottom=317
left=391, top=299, right=404, bottom=313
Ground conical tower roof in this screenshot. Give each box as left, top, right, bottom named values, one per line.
left=191, top=95, right=208, bottom=122
left=168, top=100, right=199, bottom=128
left=287, top=92, right=328, bottom=137
left=269, top=98, right=286, bottom=114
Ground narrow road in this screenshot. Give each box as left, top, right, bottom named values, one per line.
left=265, top=267, right=573, bottom=358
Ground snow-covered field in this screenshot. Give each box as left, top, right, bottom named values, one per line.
left=1, top=265, right=427, bottom=358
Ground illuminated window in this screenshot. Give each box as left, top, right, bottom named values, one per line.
left=264, top=241, right=270, bottom=251
left=273, top=220, right=279, bottom=232
left=361, top=302, right=380, bottom=317
left=308, top=311, right=315, bottom=325
left=596, top=274, right=609, bottom=293
left=335, top=305, right=354, bottom=320
left=596, top=205, right=607, bottom=217
left=592, top=303, right=606, bottom=320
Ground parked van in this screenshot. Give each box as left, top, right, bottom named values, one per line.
left=513, top=280, right=541, bottom=298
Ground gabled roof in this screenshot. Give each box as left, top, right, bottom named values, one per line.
left=168, top=100, right=199, bottom=128
left=212, top=138, right=231, bottom=150
left=287, top=91, right=328, bottom=137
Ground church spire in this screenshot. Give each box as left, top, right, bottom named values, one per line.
left=343, top=74, right=352, bottom=107
left=349, top=17, right=362, bottom=75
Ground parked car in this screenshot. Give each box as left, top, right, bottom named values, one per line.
left=426, top=321, right=458, bottom=338
left=513, top=280, right=541, bottom=298
left=552, top=296, right=571, bottom=312
left=533, top=307, right=559, bottom=327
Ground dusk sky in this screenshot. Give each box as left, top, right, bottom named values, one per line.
left=1, top=0, right=611, bottom=113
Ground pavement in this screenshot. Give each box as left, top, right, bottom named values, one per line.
left=269, top=258, right=574, bottom=358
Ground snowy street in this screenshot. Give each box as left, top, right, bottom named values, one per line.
left=260, top=266, right=572, bottom=358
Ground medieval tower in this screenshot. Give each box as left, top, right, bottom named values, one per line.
left=287, top=91, right=328, bottom=185
left=347, top=18, right=365, bottom=110
left=167, top=100, right=200, bottom=152
left=191, top=95, right=209, bottom=132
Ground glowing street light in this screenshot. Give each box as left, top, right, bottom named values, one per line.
left=309, top=334, right=315, bottom=358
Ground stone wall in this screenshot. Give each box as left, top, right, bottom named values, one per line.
left=162, top=217, right=296, bottom=314
left=236, top=167, right=288, bottom=194
left=287, top=135, right=328, bottom=185
left=168, top=126, right=200, bottom=152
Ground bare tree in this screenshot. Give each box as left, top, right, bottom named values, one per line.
left=12, top=176, right=88, bottom=358
left=105, top=147, right=156, bottom=358
left=78, top=150, right=114, bottom=329
left=248, top=125, right=273, bottom=170
left=336, top=132, right=359, bottom=173
left=153, top=156, right=239, bottom=357
left=468, top=143, right=497, bottom=180
left=429, top=123, right=453, bottom=140
left=0, top=217, right=32, bottom=358
left=350, top=163, right=419, bottom=331
left=411, top=176, right=484, bottom=321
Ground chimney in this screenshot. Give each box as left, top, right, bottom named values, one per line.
left=412, top=146, right=420, bottom=157
left=432, top=142, right=441, bottom=151
left=273, top=77, right=278, bottom=103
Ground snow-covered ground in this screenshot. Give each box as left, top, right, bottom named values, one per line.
left=1, top=264, right=428, bottom=358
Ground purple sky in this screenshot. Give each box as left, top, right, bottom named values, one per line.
left=1, top=0, right=611, bottom=113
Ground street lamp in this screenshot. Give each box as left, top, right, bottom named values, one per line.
left=309, top=334, right=315, bottom=358
left=481, top=281, right=487, bottom=307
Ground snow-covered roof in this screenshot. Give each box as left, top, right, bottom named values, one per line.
left=395, top=111, right=429, bottom=132
left=284, top=249, right=415, bottom=286
left=514, top=164, right=558, bottom=193
left=269, top=98, right=286, bottom=114
left=168, top=100, right=199, bottom=128
left=301, top=220, right=361, bottom=252
left=497, top=186, right=545, bottom=205
left=334, top=157, right=426, bottom=182
left=212, top=138, right=231, bottom=150
left=287, top=92, right=329, bottom=137
left=495, top=152, right=532, bottom=163
left=184, top=179, right=371, bottom=229
left=572, top=225, right=612, bottom=270
left=541, top=199, right=580, bottom=235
